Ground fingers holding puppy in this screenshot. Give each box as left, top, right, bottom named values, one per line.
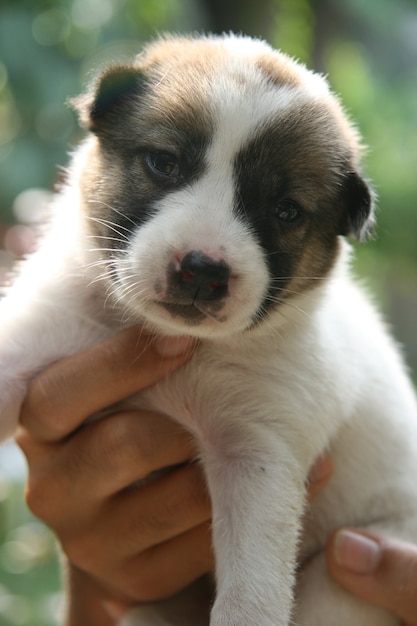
left=62, top=462, right=212, bottom=603
left=327, top=529, right=417, bottom=626
left=20, top=409, right=212, bottom=603
left=15, top=327, right=209, bottom=606
left=20, top=409, right=197, bottom=528
left=15, top=326, right=333, bottom=610
left=17, top=326, right=195, bottom=443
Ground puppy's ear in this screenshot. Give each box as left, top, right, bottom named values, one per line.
left=71, top=66, right=144, bottom=133
left=340, top=171, right=376, bottom=241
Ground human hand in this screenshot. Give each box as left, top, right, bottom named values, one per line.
left=306, top=457, right=417, bottom=625
left=15, top=323, right=335, bottom=625
left=16, top=327, right=211, bottom=625
left=326, top=527, right=417, bottom=626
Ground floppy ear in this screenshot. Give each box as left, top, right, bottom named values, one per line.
left=340, top=171, right=376, bottom=241
left=71, top=66, right=145, bottom=134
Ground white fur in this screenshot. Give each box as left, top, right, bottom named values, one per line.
left=1, top=36, right=417, bottom=626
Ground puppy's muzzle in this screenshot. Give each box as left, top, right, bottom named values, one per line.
left=161, top=250, right=231, bottom=323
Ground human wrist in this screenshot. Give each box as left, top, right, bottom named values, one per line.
left=64, top=562, right=118, bottom=626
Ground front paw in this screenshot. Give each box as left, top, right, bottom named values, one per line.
left=210, top=594, right=284, bottom=626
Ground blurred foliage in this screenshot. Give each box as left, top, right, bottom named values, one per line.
left=0, top=0, right=204, bottom=220
left=0, top=0, right=416, bottom=623
left=0, top=445, right=62, bottom=626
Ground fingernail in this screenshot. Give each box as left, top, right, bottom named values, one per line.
left=334, top=529, right=382, bottom=574
left=308, top=454, right=333, bottom=484
left=154, top=336, right=195, bottom=357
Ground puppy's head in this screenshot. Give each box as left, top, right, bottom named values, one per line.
left=74, top=34, right=375, bottom=338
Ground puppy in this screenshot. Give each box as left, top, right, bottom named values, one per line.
left=1, top=34, right=417, bottom=626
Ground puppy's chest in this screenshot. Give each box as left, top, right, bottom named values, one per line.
left=130, top=337, right=325, bottom=448
left=128, top=341, right=286, bottom=445
left=135, top=350, right=255, bottom=438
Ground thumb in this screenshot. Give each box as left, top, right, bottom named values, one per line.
left=326, top=528, right=417, bottom=626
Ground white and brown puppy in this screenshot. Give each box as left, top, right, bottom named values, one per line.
left=1, top=35, right=417, bottom=626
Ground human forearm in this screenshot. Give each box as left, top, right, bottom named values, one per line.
left=65, top=563, right=125, bottom=626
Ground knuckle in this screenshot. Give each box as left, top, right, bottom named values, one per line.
left=89, top=414, right=148, bottom=479
left=21, top=375, right=66, bottom=440
left=94, top=412, right=160, bottom=479
left=25, top=477, right=57, bottom=522
left=14, top=427, right=32, bottom=455
left=129, top=563, right=169, bottom=603
left=97, top=414, right=137, bottom=457
left=122, top=417, right=158, bottom=473
left=64, top=446, right=97, bottom=482
left=63, top=532, right=104, bottom=573
left=179, top=464, right=210, bottom=516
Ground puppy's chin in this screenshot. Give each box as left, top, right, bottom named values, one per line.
left=129, top=300, right=256, bottom=339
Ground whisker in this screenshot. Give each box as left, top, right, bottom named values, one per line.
left=267, top=287, right=308, bottom=299
left=87, top=247, right=129, bottom=256
left=194, top=303, right=221, bottom=323
left=264, top=294, right=311, bottom=320
left=87, top=215, right=132, bottom=241
left=269, top=276, right=326, bottom=282
left=88, top=200, right=138, bottom=230
left=87, top=235, right=130, bottom=245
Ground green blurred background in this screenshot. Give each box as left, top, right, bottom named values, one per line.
left=0, top=1, right=416, bottom=624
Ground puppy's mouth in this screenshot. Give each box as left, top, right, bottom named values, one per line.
left=156, top=299, right=228, bottom=325
left=152, top=252, right=231, bottom=325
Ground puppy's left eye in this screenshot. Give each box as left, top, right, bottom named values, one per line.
left=274, top=199, right=303, bottom=224
left=145, top=151, right=181, bottom=182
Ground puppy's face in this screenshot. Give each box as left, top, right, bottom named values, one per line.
left=76, top=35, right=374, bottom=338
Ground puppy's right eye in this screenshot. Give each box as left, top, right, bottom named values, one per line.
left=274, top=199, right=303, bottom=225
left=145, top=151, right=180, bottom=182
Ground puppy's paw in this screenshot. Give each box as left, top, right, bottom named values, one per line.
left=210, top=594, right=284, bottom=626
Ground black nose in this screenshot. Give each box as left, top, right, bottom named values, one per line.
left=176, top=251, right=231, bottom=301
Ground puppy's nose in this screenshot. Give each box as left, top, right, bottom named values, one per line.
left=177, top=251, right=231, bottom=301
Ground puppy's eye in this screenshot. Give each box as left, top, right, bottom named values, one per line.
left=274, top=199, right=303, bottom=224
left=145, top=151, right=180, bottom=181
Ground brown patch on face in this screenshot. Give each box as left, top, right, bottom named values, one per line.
left=130, top=36, right=227, bottom=126
left=75, top=141, right=136, bottom=261
left=74, top=37, right=227, bottom=253
left=287, top=225, right=341, bottom=300
left=233, top=83, right=372, bottom=322
left=135, top=35, right=226, bottom=76
left=256, top=52, right=304, bottom=88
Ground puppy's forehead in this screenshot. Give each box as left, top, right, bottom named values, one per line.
left=137, top=36, right=354, bottom=163
left=138, top=36, right=328, bottom=135
left=139, top=34, right=325, bottom=94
